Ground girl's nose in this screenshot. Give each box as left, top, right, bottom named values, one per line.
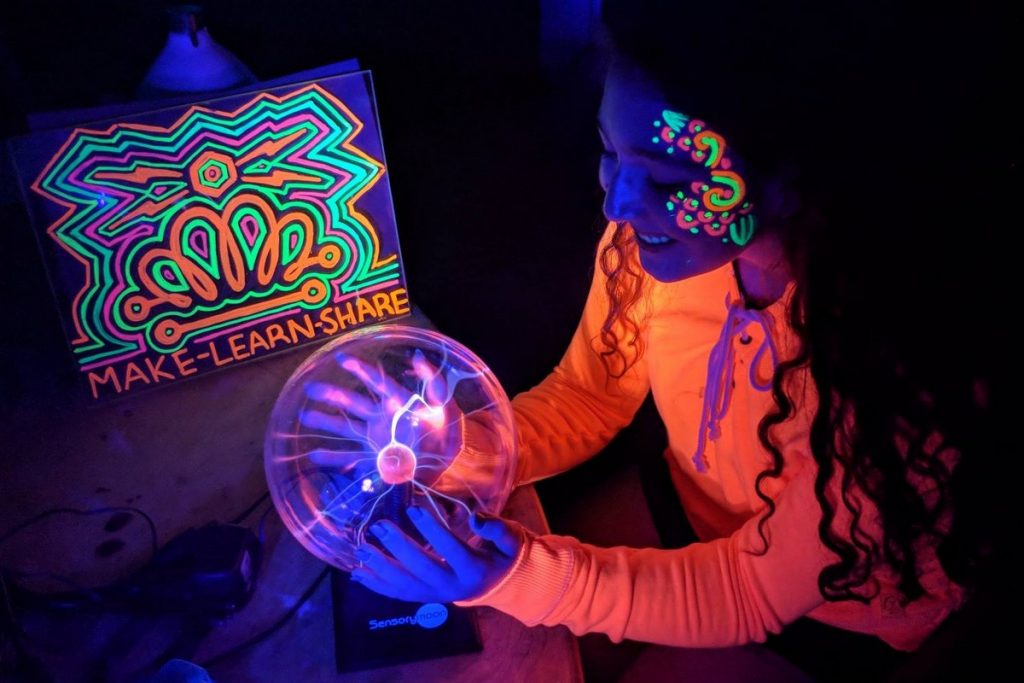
left=603, top=164, right=647, bottom=224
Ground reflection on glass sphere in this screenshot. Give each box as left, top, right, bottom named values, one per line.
left=265, top=323, right=517, bottom=570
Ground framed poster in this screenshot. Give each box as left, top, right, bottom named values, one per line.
left=11, top=71, right=409, bottom=400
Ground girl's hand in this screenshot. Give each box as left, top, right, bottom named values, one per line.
left=351, top=506, right=522, bottom=603
left=300, top=349, right=460, bottom=472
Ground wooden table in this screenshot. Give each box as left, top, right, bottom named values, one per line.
left=0, top=313, right=582, bottom=682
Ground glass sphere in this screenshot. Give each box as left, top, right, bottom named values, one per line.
left=265, top=324, right=517, bottom=571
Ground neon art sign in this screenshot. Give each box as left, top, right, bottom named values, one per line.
left=13, top=73, right=408, bottom=400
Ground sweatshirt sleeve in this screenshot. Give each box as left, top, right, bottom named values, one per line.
left=512, top=223, right=651, bottom=486
left=457, top=462, right=831, bottom=647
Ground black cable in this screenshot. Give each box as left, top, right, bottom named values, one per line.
left=1, top=496, right=273, bottom=611
left=0, top=508, right=161, bottom=673
left=0, top=499, right=287, bottom=676
left=1, top=572, right=51, bottom=682
left=0, top=572, right=27, bottom=642
left=3, top=570, right=104, bottom=608
left=0, top=573, right=29, bottom=651
left=0, top=506, right=159, bottom=560
left=199, top=566, right=330, bottom=670
left=0, top=498, right=293, bottom=672
left=255, top=503, right=277, bottom=543
left=229, top=491, right=271, bottom=525
left=0, top=506, right=160, bottom=611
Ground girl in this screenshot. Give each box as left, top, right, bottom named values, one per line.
left=350, top=1, right=1010, bottom=679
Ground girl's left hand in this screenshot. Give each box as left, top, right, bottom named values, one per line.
left=351, top=506, right=522, bottom=603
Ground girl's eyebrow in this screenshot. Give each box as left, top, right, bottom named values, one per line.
left=598, top=117, right=706, bottom=169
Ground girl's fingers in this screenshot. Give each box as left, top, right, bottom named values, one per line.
left=368, top=520, right=450, bottom=587
left=353, top=542, right=421, bottom=591
left=470, top=514, right=522, bottom=557
left=351, top=567, right=415, bottom=602
left=336, top=354, right=407, bottom=407
left=299, top=408, right=364, bottom=438
left=412, top=349, right=448, bottom=407
left=406, top=506, right=475, bottom=572
left=305, top=380, right=377, bottom=419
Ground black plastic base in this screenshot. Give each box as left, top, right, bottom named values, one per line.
left=330, top=569, right=482, bottom=673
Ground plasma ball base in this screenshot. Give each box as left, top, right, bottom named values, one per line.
left=331, top=570, right=482, bottom=673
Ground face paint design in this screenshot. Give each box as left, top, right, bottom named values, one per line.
left=652, top=110, right=756, bottom=247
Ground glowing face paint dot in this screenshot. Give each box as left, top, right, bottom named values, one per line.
left=361, top=478, right=374, bottom=493
left=308, top=287, right=317, bottom=296
left=676, top=191, right=684, bottom=199
left=666, top=201, right=675, bottom=211
left=702, top=185, right=709, bottom=191
left=667, top=147, right=675, bottom=154
left=164, top=327, right=173, bottom=336
left=695, top=151, right=704, bottom=158
left=704, top=211, right=713, bottom=218
left=684, top=138, right=691, bottom=144
left=723, top=238, right=729, bottom=243
left=695, top=125, right=702, bottom=132
left=654, top=120, right=661, bottom=126
left=690, top=227, right=700, bottom=234
left=132, top=304, right=141, bottom=312
left=652, top=136, right=660, bottom=143
left=722, top=211, right=730, bottom=217
left=376, top=443, right=417, bottom=485
left=668, top=132, right=675, bottom=139
left=685, top=214, right=693, bottom=222
left=325, top=253, right=333, bottom=260
left=712, top=223, right=720, bottom=228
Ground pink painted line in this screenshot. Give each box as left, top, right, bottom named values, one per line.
left=192, top=305, right=304, bottom=344
left=80, top=345, right=147, bottom=371
left=70, top=115, right=333, bottom=182
left=333, top=279, right=400, bottom=303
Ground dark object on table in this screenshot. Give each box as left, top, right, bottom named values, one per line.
left=331, top=569, right=481, bottom=673
left=131, top=522, right=261, bottom=616
left=147, top=658, right=217, bottom=683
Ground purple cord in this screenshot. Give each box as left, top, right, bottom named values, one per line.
left=692, top=294, right=780, bottom=473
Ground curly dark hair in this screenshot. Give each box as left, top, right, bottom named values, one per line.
left=596, top=221, right=645, bottom=379
left=599, top=0, right=1014, bottom=604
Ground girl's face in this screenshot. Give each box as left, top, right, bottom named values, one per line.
left=598, top=62, right=759, bottom=282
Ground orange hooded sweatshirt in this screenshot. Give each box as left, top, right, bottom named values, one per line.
left=457, top=223, right=963, bottom=651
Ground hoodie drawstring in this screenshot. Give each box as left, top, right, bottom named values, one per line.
left=692, top=293, right=780, bottom=473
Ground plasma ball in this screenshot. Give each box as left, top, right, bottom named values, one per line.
left=376, top=443, right=417, bottom=485
left=265, top=325, right=519, bottom=572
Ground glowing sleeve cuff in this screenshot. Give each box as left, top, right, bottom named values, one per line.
left=455, top=531, right=577, bottom=626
